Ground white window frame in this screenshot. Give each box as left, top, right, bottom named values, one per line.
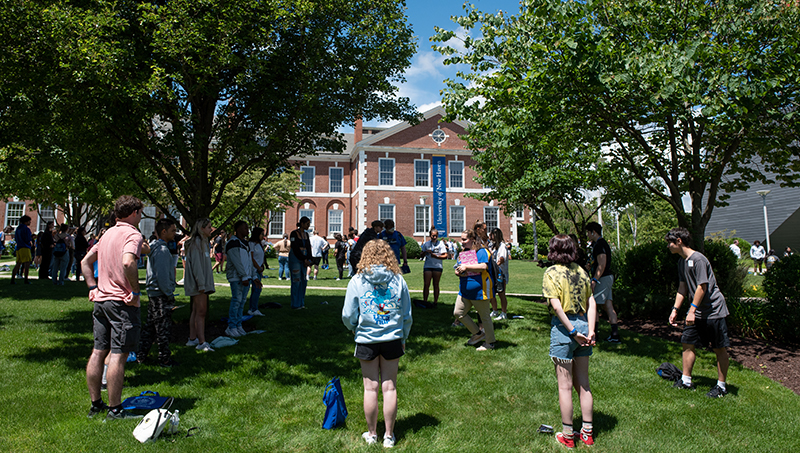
left=415, top=205, right=431, bottom=235
left=515, top=207, right=525, bottom=220
left=379, top=204, right=395, bottom=223
left=450, top=206, right=465, bottom=236
left=299, top=209, right=314, bottom=233
left=328, top=209, right=343, bottom=235
left=268, top=211, right=285, bottom=238
left=37, top=205, right=56, bottom=232
left=300, top=166, right=315, bottom=193
left=449, top=161, right=464, bottom=189
left=5, top=202, right=26, bottom=229
left=484, top=206, right=500, bottom=231
left=378, top=158, right=395, bottom=186
left=414, top=159, right=430, bottom=187
left=328, top=167, right=343, bottom=194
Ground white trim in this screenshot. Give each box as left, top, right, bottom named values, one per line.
left=328, top=167, right=344, bottom=194
left=414, top=159, right=430, bottom=188
left=450, top=205, right=466, bottom=235
left=448, top=161, right=464, bottom=189
left=378, top=158, right=395, bottom=187
left=414, top=205, right=431, bottom=235
left=4, top=201, right=26, bottom=229
left=484, top=206, right=500, bottom=231
left=299, top=165, right=315, bottom=193
left=267, top=210, right=285, bottom=238
left=328, top=209, right=343, bottom=235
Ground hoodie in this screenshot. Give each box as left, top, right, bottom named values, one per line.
left=225, top=235, right=253, bottom=283
left=342, top=265, right=412, bottom=345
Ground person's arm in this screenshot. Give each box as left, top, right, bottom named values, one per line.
left=123, top=252, right=141, bottom=307
left=669, top=281, right=689, bottom=326
left=152, top=246, right=175, bottom=296
left=401, top=278, right=413, bottom=347
left=684, top=283, right=706, bottom=325
left=341, top=279, right=360, bottom=332
left=401, top=244, right=407, bottom=264
left=586, top=294, right=597, bottom=345
left=549, top=297, right=592, bottom=346
left=82, top=249, right=99, bottom=291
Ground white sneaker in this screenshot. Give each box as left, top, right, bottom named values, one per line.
left=185, top=338, right=199, bottom=347
left=493, top=312, right=507, bottom=320
left=383, top=434, right=396, bottom=448
left=237, top=326, right=247, bottom=336
left=336, top=278, right=341, bottom=281
left=362, top=432, right=378, bottom=445
left=490, top=310, right=500, bottom=318
left=196, top=342, right=214, bottom=352
left=248, top=309, right=265, bottom=317
left=224, top=327, right=241, bottom=337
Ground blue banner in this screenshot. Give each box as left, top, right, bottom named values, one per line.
left=432, top=155, right=448, bottom=237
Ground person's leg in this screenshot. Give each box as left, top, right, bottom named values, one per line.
left=572, top=356, right=592, bottom=423
left=228, top=281, right=245, bottom=329
left=188, top=298, right=197, bottom=342
left=154, top=296, right=173, bottom=363
left=379, top=356, right=400, bottom=438
left=714, top=348, right=730, bottom=382
left=249, top=274, right=263, bottom=312
left=313, top=263, right=319, bottom=279
left=137, top=298, right=156, bottom=361
left=473, top=298, right=495, bottom=343
left=279, top=256, right=288, bottom=279
left=86, top=348, right=110, bottom=403
left=432, top=271, right=442, bottom=305
left=299, top=265, right=308, bottom=307
left=22, top=261, right=31, bottom=280
left=194, top=293, right=208, bottom=344
left=360, top=358, right=380, bottom=437
left=60, top=255, right=69, bottom=284
left=423, top=270, right=432, bottom=304
left=290, top=256, right=303, bottom=308
left=554, top=359, right=575, bottom=429
left=105, top=352, right=128, bottom=407
left=605, top=299, right=618, bottom=324
left=681, top=343, right=697, bottom=378
left=498, top=290, right=508, bottom=314
left=490, top=296, right=498, bottom=312
left=453, top=296, right=480, bottom=335
left=11, top=262, right=20, bottom=283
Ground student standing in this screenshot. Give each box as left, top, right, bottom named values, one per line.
left=421, top=228, right=448, bottom=308
left=184, top=218, right=216, bottom=352
left=289, top=217, right=312, bottom=309
left=225, top=221, right=254, bottom=336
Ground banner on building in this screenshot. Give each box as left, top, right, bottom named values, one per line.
left=432, top=155, right=448, bottom=236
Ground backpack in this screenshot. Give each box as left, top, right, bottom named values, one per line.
left=483, top=247, right=501, bottom=295
left=53, top=236, right=68, bottom=257
left=656, top=362, right=682, bottom=382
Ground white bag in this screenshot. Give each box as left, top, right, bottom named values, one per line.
left=133, top=408, right=178, bottom=443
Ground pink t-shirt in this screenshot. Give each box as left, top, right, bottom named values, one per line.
left=89, top=222, right=143, bottom=305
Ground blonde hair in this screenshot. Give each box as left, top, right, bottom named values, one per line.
left=186, top=218, right=212, bottom=251
left=463, top=228, right=485, bottom=251
left=357, top=240, right=402, bottom=275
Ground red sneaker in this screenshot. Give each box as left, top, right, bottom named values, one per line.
left=577, top=428, right=594, bottom=446
left=556, top=432, right=575, bottom=448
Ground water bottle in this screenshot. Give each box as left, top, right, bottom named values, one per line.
left=169, top=409, right=180, bottom=434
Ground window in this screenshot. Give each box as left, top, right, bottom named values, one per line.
left=300, top=166, right=315, bottom=192
left=5, top=202, right=25, bottom=228
left=515, top=208, right=525, bottom=220
left=450, top=206, right=465, bottom=235
left=328, top=209, right=343, bottom=235
left=38, top=205, right=55, bottom=232
left=379, top=158, right=394, bottom=186
left=329, top=167, right=343, bottom=193
left=414, top=160, right=429, bottom=187
left=379, top=204, right=395, bottom=223
left=268, top=211, right=284, bottom=237
left=299, top=209, right=314, bottom=233
left=449, top=161, right=464, bottom=188
left=415, top=205, right=430, bottom=235
left=484, top=207, right=499, bottom=231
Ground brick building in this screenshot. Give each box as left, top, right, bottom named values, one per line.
left=1, top=198, right=65, bottom=234
left=268, top=106, right=533, bottom=245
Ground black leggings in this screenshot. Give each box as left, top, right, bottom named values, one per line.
left=336, top=258, right=347, bottom=279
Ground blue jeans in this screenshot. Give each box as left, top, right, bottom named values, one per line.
left=52, top=254, right=69, bottom=284
left=288, top=254, right=307, bottom=309
left=278, top=256, right=289, bottom=279
left=248, top=273, right=263, bottom=312
left=228, top=280, right=248, bottom=329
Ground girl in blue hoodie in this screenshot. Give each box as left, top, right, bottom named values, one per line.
left=342, top=240, right=412, bottom=448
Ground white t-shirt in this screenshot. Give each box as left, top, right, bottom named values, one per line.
left=493, top=242, right=509, bottom=283
left=310, top=235, right=327, bottom=258
left=422, top=240, right=447, bottom=270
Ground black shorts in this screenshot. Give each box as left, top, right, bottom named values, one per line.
left=354, top=339, right=404, bottom=361
left=681, top=317, right=730, bottom=349
left=93, top=300, right=141, bottom=353
left=310, top=257, right=322, bottom=266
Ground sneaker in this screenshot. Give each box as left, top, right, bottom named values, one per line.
left=186, top=338, right=199, bottom=347
left=88, top=402, right=109, bottom=418
left=248, top=309, right=265, bottom=317
left=673, top=380, right=695, bottom=390
left=362, top=432, right=378, bottom=445
left=336, top=278, right=341, bottom=281
left=196, top=342, right=215, bottom=352
left=383, top=434, right=396, bottom=448
left=467, top=331, right=486, bottom=346
left=556, top=432, right=575, bottom=448
left=490, top=310, right=500, bottom=318
left=237, top=326, right=247, bottom=336
left=605, top=334, right=621, bottom=343
left=706, top=385, right=728, bottom=398
left=225, top=327, right=242, bottom=337
left=493, top=312, right=507, bottom=320
left=476, top=342, right=495, bottom=351
left=577, top=428, right=594, bottom=446
left=105, top=409, right=144, bottom=421
left=100, top=383, right=107, bottom=391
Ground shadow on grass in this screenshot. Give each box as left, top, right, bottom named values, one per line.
left=594, top=410, right=619, bottom=440
left=0, top=280, right=88, bottom=301
left=397, top=412, right=440, bottom=437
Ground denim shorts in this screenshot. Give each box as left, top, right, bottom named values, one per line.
left=549, top=314, right=592, bottom=361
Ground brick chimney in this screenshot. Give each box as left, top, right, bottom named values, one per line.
left=355, top=118, right=363, bottom=143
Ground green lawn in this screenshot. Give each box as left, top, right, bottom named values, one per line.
left=0, top=261, right=797, bottom=452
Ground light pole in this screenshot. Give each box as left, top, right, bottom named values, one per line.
left=757, top=190, right=771, bottom=252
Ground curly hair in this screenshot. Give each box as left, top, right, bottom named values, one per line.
left=357, top=239, right=401, bottom=275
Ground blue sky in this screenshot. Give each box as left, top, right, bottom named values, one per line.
left=355, top=0, right=523, bottom=130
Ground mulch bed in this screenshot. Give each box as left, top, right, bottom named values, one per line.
left=618, top=318, right=800, bottom=395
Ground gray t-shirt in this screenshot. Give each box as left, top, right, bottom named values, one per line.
left=677, top=251, right=729, bottom=319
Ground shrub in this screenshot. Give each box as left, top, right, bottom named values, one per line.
left=404, top=236, right=421, bottom=259
left=516, top=221, right=551, bottom=259
left=759, top=255, right=800, bottom=344
left=264, top=243, right=277, bottom=259
left=614, top=239, right=746, bottom=319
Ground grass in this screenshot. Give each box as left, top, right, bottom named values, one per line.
left=0, top=260, right=798, bottom=452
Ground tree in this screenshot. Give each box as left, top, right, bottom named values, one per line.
left=434, top=0, right=800, bottom=249
left=210, top=167, right=301, bottom=231
left=1, top=0, right=418, bottom=231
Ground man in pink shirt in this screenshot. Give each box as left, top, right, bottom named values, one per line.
left=81, top=195, right=145, bottom=421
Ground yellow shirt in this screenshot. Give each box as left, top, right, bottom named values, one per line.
left=542, top=262, right=592, bottom=314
